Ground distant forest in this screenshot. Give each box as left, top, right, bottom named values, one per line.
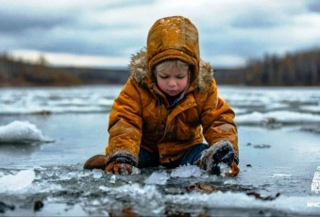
left=241, top=48, right=320, bottom=86
left=0, top=48, right=320, bottom=87
left=0, top=54, right=129, bottom=87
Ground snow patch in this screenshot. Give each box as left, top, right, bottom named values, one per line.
left=0, top=169, right=35, bottom=193
left=300, top=105, right=320, bottom=112
left=0, top=121, right=53, bottom=143
left=272, top=173, right=292, bottom=178
left=165, top=191, right=320, bottom=215
left=236, top=111, right=320, bottom=125
left=311, top=166, right=320, bottom=194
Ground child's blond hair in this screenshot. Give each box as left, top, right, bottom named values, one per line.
left=154, top=60, right=189, bottom=74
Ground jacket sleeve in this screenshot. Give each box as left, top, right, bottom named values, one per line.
left=105, top=77, right=143, bottom=166
left=200, top=79, right=239, bottom=163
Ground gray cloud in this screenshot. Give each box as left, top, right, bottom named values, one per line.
left=307, top=0, right=320, bottom=12
left=0, top=12, right=70, bottom=34
left=201, top=34, right=269, bottom=61
left=1, top=25, right=145, bottom=57
left=231, top=10, right=289, bottom=29
left=97, top=0, right=156, bottom=10
left=0, top=0, right=319, bottom=67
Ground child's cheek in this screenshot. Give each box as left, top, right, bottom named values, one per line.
left=179, top=78, right=188, bottom=89
left=157, top=79, right=166, bottom=92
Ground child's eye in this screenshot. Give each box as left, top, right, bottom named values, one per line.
left=159, top=75, right=168, bottom=79
left=177, top=75, right=186, bottom=79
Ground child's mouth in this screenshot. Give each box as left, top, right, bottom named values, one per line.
left=167, top=90, right=178, bottom=95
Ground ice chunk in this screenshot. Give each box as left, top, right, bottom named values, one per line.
left=99, top=183, right=164, bottom=215
left=131, top=167, right=141, bottom=175
left=0, top=169, right=35, bottom=192
left=0, top=121, right=53, bottom=143
left=170, top=164, right=202, bottom=178
left=311, top=166, right=320, bottom=194
left=145, top=171, right=169, bottom=185
left=236, top=111, right=320, bottom=125
left=60, top=171, right=77, bottom=180
left=110, top=175, right=116, bottom=183
left=92, top=169, right=103, bottom=179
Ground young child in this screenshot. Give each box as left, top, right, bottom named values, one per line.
left=84, top=16, right=240, bottom=176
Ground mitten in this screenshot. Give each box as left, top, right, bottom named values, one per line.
left=105, top=161, right=134, bottom=175
left=198, top=140, right=238, bottom=176
left=104, top=153, right=137, bottom=175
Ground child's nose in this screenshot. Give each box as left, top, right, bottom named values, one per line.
left=168, top=78, right=177, bottom=87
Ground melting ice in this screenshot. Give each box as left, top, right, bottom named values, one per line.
left=0, top=169, right=35, bottom=193
left=145, top=165, right=204, bottom=185
left=145, top=171, right=169, bottom=185
left=170, top=164, right=203, bottom=178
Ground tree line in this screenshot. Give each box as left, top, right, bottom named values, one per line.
left=1, top=48, right=320, bottom=87
left=240, top=48, right=320, bottom=86
left=0, top=53, right=128, bottom=87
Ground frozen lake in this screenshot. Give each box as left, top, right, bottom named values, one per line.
left=0, top=85, right=320, bottom=216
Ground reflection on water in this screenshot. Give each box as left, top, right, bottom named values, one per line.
left=0, top=143, right=42, bottom=157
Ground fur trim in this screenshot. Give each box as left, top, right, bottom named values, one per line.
left=198, top=59, right=214, bottom=92
left=130, top=48, right=150, bottom=84
left=129, top=49, right=213, bottom=91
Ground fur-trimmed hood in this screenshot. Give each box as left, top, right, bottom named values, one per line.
left=129, top=49, right=214, bottom=93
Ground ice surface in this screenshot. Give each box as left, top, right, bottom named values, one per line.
left=99, top=183, right=165, bottom=215
left=236, top=111, right=320, bottom=125
left=166, top=191, right=320, bottom=215
left=0, top=169, right=35, bottom=192
left=170, top=164, right=202, bottom=178
left=0, top=86, right=121, bottom=115
left=0, top=121, right=53, bottom=143
left=311, top=166, right=320, bottom=194
left=145, top=171, right=169, bottom=185
left=1, top=86, right=320, bottom=216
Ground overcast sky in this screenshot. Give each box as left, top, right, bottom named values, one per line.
left=1, top=0, right=320, bottom=68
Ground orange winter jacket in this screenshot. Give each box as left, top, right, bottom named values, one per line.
left=105, top=16, right=238, bottom=165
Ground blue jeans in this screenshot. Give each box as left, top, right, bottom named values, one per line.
left=138, top=143, right=209, bottom=168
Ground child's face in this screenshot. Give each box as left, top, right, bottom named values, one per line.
left=156, top=65, right=189, bottom=97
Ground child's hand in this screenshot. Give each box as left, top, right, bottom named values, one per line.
left=198, top=140, right=240, bottom=176
left=105, top=161, right=134, bottom=175
left=226, top=161, right=240, bottom=176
